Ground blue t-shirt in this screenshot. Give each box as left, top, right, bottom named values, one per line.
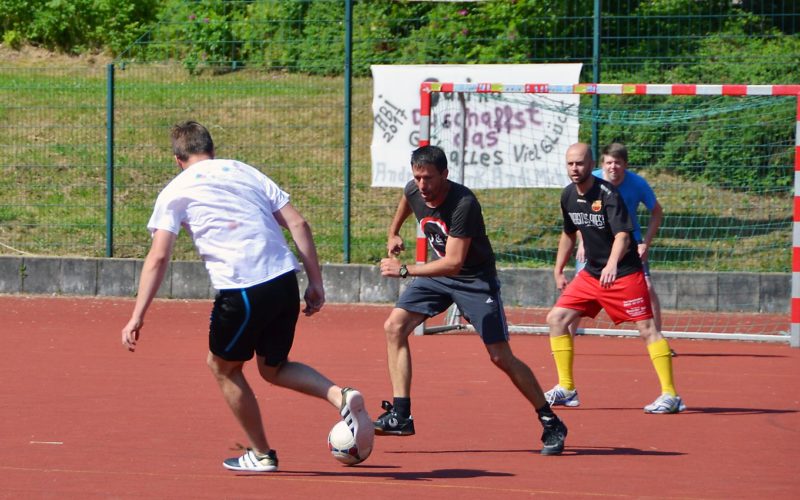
left=592, top=169, right=657, bottom=243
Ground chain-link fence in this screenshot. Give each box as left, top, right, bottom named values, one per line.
left=1, top=0, right=799, bottom=271
left=0, top=64, right=107, bottom=256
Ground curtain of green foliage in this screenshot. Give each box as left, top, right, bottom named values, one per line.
left=0, top=0, right=159, bottom=53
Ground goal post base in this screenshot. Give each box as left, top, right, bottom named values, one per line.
left=425, top=323, right=791, bottom=344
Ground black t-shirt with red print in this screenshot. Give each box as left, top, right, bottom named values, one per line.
left=404, top=180, right=496, bottom=280
left=560, top=177, right=642, bottom=278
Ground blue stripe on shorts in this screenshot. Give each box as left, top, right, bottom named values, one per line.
left=224, top=289, right=252, bottom=353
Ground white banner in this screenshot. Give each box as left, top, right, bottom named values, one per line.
left=370, top=64, right=582, bottom=188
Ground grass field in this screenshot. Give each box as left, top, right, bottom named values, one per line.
left=0, top=54, right=792, bottom=272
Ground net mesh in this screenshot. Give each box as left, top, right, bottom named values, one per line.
left=427, top=89, right=792, bottom=338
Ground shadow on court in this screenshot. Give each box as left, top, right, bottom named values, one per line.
left=580, top=352, right=788, bottom=359
left=560, top=446, right=685, bottom=456
left=665, top=352, right=789, bottom=359
left=384, top=447, right=685, bottom=457
left=277, top=468, right=515, bottom=480
left=685, top=406, right=798, bottom=415
left=384, top=448, right=534, bottom=455
left=569, top=406, right=797, bottom=415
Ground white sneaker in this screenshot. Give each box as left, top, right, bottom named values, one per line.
left=340, top=387, right=375, bottom=456
left=222, top=448, right=278, bottom=472
left=545, top=385, right=580, bottom=407
left=644, top=394, right=686, bottom=414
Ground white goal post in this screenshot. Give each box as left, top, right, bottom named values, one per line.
left=416, top=82, right=800, bottom=347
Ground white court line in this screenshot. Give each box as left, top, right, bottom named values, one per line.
left=29, top=441, right=63, bottom=445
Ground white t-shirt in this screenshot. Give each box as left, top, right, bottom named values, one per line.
left=147, top=158, right=300, bottom=289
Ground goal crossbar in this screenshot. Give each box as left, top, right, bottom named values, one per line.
left=415, top=82, right=800, bottom=347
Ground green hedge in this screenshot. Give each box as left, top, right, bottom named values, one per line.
left=0, top=0, right=159, bottom=54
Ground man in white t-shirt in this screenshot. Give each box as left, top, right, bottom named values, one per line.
left=120, top=121, right=373, bottom=472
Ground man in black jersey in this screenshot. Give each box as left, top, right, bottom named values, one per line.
left=546, top=142, right=684, bottom=414
left=375, top=145, right=567, bottom=455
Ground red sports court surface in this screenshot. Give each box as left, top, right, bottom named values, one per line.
left=1, top=296, right=798, bottom=499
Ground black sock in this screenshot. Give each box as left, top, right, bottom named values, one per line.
left=393, top=397, right=411, bottom=418
left=536, top=403, right=555, bottom=419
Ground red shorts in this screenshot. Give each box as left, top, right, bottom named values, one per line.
left=555, top=270, right=653, bottom=324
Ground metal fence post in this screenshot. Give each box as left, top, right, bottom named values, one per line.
left=106, top=63, right=115, bottom=258
left=343, top=0, right=353, bottom=263
left=591, top=0, right=601, bottom=160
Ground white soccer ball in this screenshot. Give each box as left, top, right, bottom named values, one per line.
left=328, top=420, right=371, bottom=465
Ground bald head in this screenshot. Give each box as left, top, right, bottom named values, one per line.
left=565, top=142, right=595, bottom=187
left=566, top=143, right=592, bottom=162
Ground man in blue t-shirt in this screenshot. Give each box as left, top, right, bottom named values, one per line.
left=578, top=143, right=663, bottom=324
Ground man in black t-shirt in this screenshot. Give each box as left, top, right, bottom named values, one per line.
left=545, top=142, right=684, bottom=415
left=407, top=179, right=496, bottom=280
left=376, top=145, right=567, bottom=455
left=560, top=171, right=642, bottom=279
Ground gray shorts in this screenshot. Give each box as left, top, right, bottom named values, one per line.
left=396, top=275, right=509, bottom=344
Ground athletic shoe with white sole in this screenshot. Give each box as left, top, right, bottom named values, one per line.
left=545, top=385, right=580, bottom=407
left=340, top=387, right=375, bottom=455
left=644, top=393, right=687, bottom=414
left=223, top=448, right=278, bottom=472
left=374, top=400, right=416, bottom=436
left=539, top=414, right=568, bottom=455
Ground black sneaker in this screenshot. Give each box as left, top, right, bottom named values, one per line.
left=373, top=400, right=415, bottom=436
left=539, top=414, right=567, bottom=455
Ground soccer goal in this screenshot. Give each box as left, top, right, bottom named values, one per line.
left=416, top=82, right=800, bottom=347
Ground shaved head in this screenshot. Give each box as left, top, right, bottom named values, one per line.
left=565, top=142, right=595, bottom=188
left=566, top=142, right=592, bottom=162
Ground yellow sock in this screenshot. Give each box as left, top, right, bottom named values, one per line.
left=549, top=334, right=575, bottom=391
left=647, top=338, right=676, bottom=396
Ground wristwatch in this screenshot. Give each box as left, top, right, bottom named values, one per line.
left=399, top=264, right=409, bottom=279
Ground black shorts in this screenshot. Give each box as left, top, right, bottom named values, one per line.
left=209, top=271, right=300, bottom=366
left=396, top=275, right=509, bottom=344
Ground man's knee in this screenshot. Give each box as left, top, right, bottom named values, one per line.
left=383, top=311, right=415, bottom=342
left=257, top=359, right=281, bottom=383
left=383, top=317, right=399, bottom=336
left=207, top=352, right=242, bottom=380
left=546, top=307, right=571, bottom=330
left=486, top=342, right=515, bottom=371
left=636, top=319, right=662, bottom=343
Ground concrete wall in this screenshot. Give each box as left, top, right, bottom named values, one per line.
left=0, top=256, right=789, bottom=313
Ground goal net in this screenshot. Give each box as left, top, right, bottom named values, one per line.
left=418, top=82, right=799, bottom=344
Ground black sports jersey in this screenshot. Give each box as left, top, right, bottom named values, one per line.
left=561, top=177, right=641, bottom=278
left=405, top=180, right=496, bottom=279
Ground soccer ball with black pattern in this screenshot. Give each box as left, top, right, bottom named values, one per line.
left=328, top=420, right=370, bottom=465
